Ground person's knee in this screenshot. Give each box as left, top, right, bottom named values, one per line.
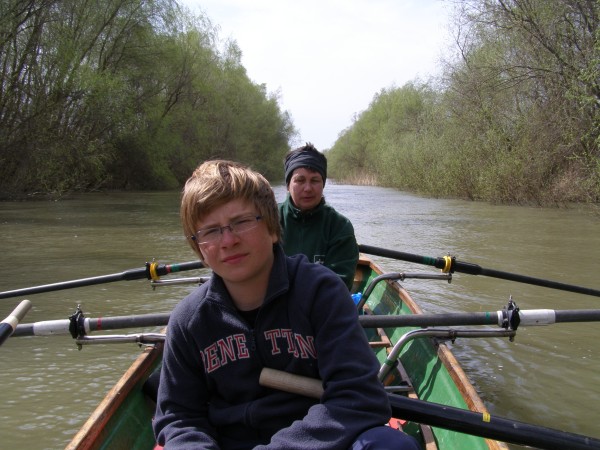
left=351, top=426, right=421, bottom=450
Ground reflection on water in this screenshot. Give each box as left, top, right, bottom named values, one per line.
left=1, top=186, right=599, bottom=449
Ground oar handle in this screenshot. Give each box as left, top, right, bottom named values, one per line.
left=260, top=368, right=323, bottom=399
left=0, top=299, right=32, bottom=346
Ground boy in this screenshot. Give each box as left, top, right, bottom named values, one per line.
left=154, top=160, right=419, bottom=450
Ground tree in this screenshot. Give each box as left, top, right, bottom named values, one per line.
left=0, top=0, right=296, bottom=197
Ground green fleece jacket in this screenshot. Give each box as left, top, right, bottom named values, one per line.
left=278, top=195, right=359, bottom=289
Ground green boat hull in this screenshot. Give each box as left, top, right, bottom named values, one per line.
left=66, top=343, right=162, bottom=450
left=354, top=257, right=504, bottom=450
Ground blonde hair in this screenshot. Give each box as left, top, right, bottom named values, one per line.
left=180, top=160, right=281, bottom=259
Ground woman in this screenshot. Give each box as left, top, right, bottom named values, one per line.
left=279, top=143, right=359, bottom=289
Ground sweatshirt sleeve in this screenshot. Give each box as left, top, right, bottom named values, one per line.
left=153, top=299, right=220, bottom=450
left=256, top=269, right=391, bottom=450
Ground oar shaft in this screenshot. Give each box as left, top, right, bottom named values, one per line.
left=476, top=266, right=600, bottom=297
left=360, top=309, right=600, bottom=328
left=14, top=312, right=502, bottom=336
left=0, top=273, right=131, bottom=299
left=260, top=368, right=600, bottom=450
left=12, top=308, right=600, bottom=337
left=555, top=309, right=600, bottom=323
left=359, top=244, right=446, bottom=268
left=358, top=244, right=600, bottom=297
left=358, top=312, right=498, bottom=328
left=386, top=392, right=598, bottom=450
left=85, top=313, right=171, bottom=331
left=0, top=261, right=204, bottom=299
left=0, top=299, right=32, bottom=345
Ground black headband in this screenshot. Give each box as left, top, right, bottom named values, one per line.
left=284, top=151, right=327, bottom=185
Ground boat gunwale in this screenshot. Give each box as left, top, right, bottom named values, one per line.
left=65, top=342, right=163, bottom=450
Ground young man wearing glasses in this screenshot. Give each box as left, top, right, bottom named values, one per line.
left=153, top=159, right=419, bottom=450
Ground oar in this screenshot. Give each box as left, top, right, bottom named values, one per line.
left=259, top=368, right=600, bottom=450
left=12, top=308, right=600, bottom=338
left=358, top=308, right=600, bottom=328
left=12, top=312, right=171, bottom=337
left=13, top=312, right=171, bottom=337
left=359, top=244, right=600, bottom=297
left=0, top=300, right=32, bottom=345
left=0, top=260, right=205, bottom=300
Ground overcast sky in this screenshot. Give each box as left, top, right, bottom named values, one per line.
left=180, top=0, right=453, bottom=150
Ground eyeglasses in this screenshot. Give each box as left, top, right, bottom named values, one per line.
left=192, top=215, right=263, bottom=245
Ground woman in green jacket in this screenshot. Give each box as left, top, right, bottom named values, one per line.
left=278, top=143, right=359, bottom=290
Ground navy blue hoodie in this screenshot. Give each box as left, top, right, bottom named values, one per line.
left=154, top=244, right=391, bottom=449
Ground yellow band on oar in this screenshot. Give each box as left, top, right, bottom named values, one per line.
left=442, top=256, right=453, bottom=273
left=482, top=412, right=491, bottom=423
left=149, top=262, right=160, bottom=281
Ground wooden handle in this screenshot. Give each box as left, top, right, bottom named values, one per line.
left=259, top=368, right=324, bottom=399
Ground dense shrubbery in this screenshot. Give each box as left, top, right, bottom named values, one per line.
left=328, top=0, right=599, bottom=205
left=3, top=1, right=597, bottom=205
left=0, top=0, right=295, bottom=198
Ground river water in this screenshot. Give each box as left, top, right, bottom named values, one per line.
left=0, top=185, right=598, bottom=449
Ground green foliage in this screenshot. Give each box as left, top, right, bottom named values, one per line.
left=329, top=83, right=428, bottom=183
left=328, top=0, right=600, bottom=205
left=0, top=0, right=295, bottom=198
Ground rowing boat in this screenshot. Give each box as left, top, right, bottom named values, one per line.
left=65, top=254, right=506, bottom=450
